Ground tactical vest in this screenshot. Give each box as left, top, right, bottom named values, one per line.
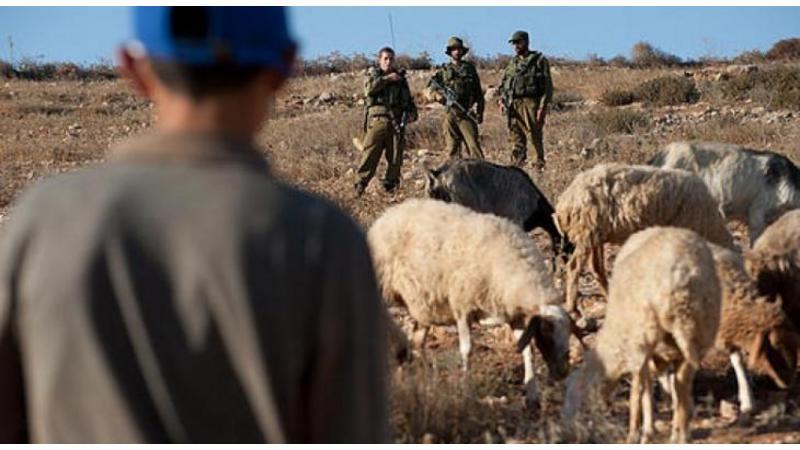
left=440, top=62, right=479, bottom=106
left=366, top=68, right=412, bottom=112
left=503, top=52, right=546, bottom=99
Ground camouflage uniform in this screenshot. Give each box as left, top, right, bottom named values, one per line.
left=357, top=67, right=418, bottom=193
left=499, top=31, right=553, bottom=167
left=428, top=37, right=485, bottom=159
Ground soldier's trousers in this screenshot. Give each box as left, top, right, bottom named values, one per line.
left=508, top=97, right=545, bottom=165
left=358, top=116, right=403, bottom=187
left=443, top=109, right=484, bottom=159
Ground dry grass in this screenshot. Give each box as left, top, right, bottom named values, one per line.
left=2, top=62, right=800, bottom=443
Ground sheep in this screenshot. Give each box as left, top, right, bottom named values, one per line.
left=424, top=158, right=574, bottom=257
left=649, top=141, right=800, bottom=244
left=554, top=163, right=735, bottom=314
left=368, top=198, right=573, bottom=385
left=745, top=209, right=800, bottom=329
left=562, top=227, right=721, bottom=444
left=703, top=243, right=799, bottom=415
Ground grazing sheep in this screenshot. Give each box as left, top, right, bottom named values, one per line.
left=706, top=243, right=799, bottom=414
left=368, top=198, right=572, bottom=384
left=745, top=209, right=800, bottom=329
left=563, top=227, right=721, bottom=444
left=424, top=158, right=574, bottom=256
left=649, top=141, right=800, bottom=244
left=555, top=163, right=734, bottom=313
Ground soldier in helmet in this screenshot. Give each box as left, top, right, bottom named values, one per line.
left=498, top=30, right=553, bottom=169
left=427, top=36, right=485, bottom=160
left=355, top=46, right=418, bottom=196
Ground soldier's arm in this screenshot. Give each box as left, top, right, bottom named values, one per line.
left=427, top=68, right=444, bottom=91
left=0, top=213, right=30, bottom=443
left=364, top=68, right=389, bottom=97
left=539, top=57, right=554, bottom=111
left=307, top=212, right=389, bottom=443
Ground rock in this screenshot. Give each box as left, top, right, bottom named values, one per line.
left=580, top=148, right=592, bottom=159
left=421, top=433, right=436, bottom=444
left=751, top=106, right=766, bottom=115
left=318, top=91, right=335, bottom=103
left=356, top=98, right=365, bottom=106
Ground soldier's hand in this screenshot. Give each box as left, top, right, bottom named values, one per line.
left=384, top=73, right=403, bottom=82
left=498, top=100, right=506, bottom=114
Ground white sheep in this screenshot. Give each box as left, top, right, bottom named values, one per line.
left=563, top=227, right=721, bottom=444
left=368, top=198, right=573, bottom=384
left=745, top=209, right=800, bottom=333
left=554, top=163, right=734, bottom=314
left=649, top=141, right=800, bottom=244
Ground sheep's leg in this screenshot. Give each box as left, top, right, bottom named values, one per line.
left=590, top=244, right=609, bottom=296
left=641, top=365, right=655, bottom=444
left=412, top=324, right=430, bottom=360
left=627, top=366, right=645, bottom=444
left=730, top=351, right=754, bottom=414
left=565, top=248, right=588, bottom=314
left=456, top=316, right=472, bottom=372
left=513, top=329, right=535, bottom=384
left=671, top=361, right=695, bottom=444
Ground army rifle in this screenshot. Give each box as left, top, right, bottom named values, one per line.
left=429, top=78, right=480, bottom=126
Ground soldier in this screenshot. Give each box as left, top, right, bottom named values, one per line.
left=0, top=7, right=388, bottom=443
left=355, top=47, right=418, bottom=196
left=498, top=30, right=553, bottom=170
left=428, top=37, right=485, bottom=160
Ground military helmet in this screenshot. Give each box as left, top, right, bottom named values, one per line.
left=508, top=30, right=529, bottom=43
left=445, top=36, right=469, bottom=56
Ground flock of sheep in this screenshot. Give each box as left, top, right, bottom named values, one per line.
left=368, top=140, right=800, bottom=443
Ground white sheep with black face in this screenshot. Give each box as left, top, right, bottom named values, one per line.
left=649, top=141, right=800, bottom=244
left=368, top=198, right=573, bottom=385
left=563, top=227, right=721, bottom=444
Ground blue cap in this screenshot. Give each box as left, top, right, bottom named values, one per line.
left=132, top=6, right=296, bottom=74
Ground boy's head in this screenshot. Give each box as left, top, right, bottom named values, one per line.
left=119, top=7, right=297, bottom=135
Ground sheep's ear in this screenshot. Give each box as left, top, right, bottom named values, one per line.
left=551, top=213, right=564, bottom=236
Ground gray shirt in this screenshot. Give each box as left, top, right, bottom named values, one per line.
left=0, top=133, right=388, bottom=443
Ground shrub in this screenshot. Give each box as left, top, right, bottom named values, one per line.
left=598, top=89, right=635, bottom=106
left=587, top=109, right=650, bottom=135
left=765, top=38, right=800, bottom=61
left=633, top=75, right=699, bottom=106
left=630, top=41, right=682, bottom=67
left=0, top=59, right=16, bottom=78
left=714, top=66, right=800, bottom=110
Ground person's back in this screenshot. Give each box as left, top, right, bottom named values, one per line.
left=0, top=7, right=388, bottom=443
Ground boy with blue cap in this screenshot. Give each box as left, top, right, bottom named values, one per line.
left=0, top=7, right=388, bottom=443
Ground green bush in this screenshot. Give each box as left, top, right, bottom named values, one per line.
left=633, top=75, right=699, bottom=106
